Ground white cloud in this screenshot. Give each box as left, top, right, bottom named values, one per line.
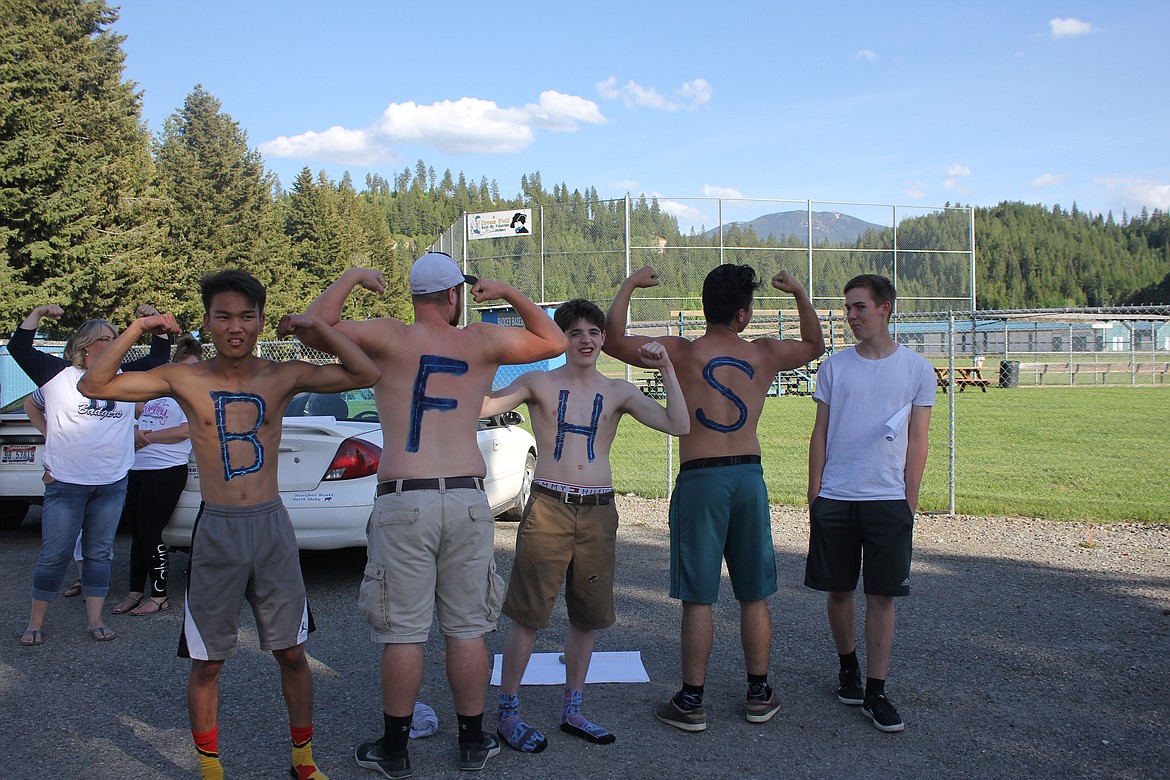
left=943, top=178, right=958, bottom=191
left=1032, top=172, right=1065, bottom=188
left=653, top=195, right=710, bottom=225
left=856, top=50, right=878, bottom=62
left=904, top=181, right=927, bottom=199
left=596, top=76, right=712, bottom=111
left=611, top=179, right=639, bottom=191
left=260, top=91, right=605, bottom=162
left=947, top=164, right=972, bottom=177
left=702, top=184, right=744, bottom=199
left=259, top=126, right=399, bottom=166
left=1050, top=18, right=1093, bottom=38
left=1095, top=177, right=1170, bottom=211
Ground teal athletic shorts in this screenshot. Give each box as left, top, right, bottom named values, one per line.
left=667, top=459, right=776, bottom=603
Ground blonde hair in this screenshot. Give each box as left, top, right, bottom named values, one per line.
left=172, top=334, right=204, bottom=362
left=62, top=319, right=117, bottom=368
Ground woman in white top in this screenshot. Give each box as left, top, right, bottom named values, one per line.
left=111, top=335, right=203, bottom=616
left=12, top=303, right=171, bottom=645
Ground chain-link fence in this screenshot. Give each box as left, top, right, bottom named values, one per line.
left=425, top=199, right=1169, bottom=518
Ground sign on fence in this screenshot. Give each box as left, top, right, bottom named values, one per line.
left=466, top=208, right=532, bottom=240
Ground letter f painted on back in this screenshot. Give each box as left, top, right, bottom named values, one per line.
left=407, top=354, right=469, bottom=452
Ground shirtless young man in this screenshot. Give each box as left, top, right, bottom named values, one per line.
left=79, top=269, right=380, bottom=780
left=481, top=299, right=689, bottom=753
left=302, top=253, right=567, bottom=777
left=604, top=264, right=825, bottom=731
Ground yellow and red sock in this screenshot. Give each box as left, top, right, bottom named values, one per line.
left=192, top=727, right=223, bottom=780
left=291, top=724, right=328, bottom=780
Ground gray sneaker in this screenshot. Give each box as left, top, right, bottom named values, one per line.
left=655, top=697, right=707, bottom=732
left=745, top=689, right=781, bottom=723
left=458, top=732, right=500, bottom=771
left=354, top=740, right=412, bottom=779
left=837, top=667, right=864, bottom=705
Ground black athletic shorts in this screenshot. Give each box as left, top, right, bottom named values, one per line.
left=804, top=497, right=914, bottom=597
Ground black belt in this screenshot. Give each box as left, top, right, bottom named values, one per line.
left=533, top=483, right=614, bottom=505
left=376, top=476, right=484, bottom=496
left=680, top=454, right=762, bottom=472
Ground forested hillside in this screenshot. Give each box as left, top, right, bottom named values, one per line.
left=2, top=0, right=1168, bottom=341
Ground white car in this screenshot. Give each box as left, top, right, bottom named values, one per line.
left=0, top=393, right=45, bottom=529
left=161, top=389, right=537, bottom=550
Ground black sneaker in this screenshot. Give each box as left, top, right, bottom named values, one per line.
left=458, top=732, right=500, bottom=771
left=354, top=740, right=412, bottom=779
left=837, top=667, right=864, bottom=705
left=862, top=693, right=905, bottom=733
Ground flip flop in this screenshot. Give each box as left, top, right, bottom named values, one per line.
left=63, top=579, right=83, bottom=597
left=112, top=594, right=143, bottom=615
left=20, top=628, right=43, bottom=647
left=130, top=597, right=169, bottom=616
left=87, top=625, right=116, bottom=642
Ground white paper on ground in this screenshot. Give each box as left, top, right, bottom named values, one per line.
left=490, top=651, right=650, bottom=686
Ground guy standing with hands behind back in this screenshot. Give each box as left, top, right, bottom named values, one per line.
left=605, top=264, right=824, bottom=732
left=805, top=273, right=934, bottom=733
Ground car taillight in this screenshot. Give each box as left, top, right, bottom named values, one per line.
left=323, top=438, right=381, bottom=481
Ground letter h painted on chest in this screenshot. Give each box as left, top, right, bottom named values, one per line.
left=554, top=389, right=603, bottom=462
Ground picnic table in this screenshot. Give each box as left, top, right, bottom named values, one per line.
left=935, top=366, right=992, bottom=393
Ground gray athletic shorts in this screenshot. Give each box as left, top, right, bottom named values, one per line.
left=178, top=497, right=311, bottom=661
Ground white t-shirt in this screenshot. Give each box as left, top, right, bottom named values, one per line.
left=812, top=344, right=935, bottom=501
left=32, top=366, right=135, bottom=485
left=134, top=396, right=192, bottom=470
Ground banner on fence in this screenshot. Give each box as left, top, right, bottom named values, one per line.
left=466, top=208, right=532, bottom=240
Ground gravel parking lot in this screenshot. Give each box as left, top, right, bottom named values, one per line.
left=2, top=498, right=1168, bottom=779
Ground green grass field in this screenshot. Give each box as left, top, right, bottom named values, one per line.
left=605, top=386, right=1169, bottom=523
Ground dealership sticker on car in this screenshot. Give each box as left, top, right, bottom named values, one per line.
left=289, top=492, right=336, bottom=503
left=2, top=444, right=37, bottom=464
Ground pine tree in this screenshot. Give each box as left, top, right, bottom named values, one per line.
left=0, top=0, right=159, bottom=330
left=154, top=84, right=286, bottom=329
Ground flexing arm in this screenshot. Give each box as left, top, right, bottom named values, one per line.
left=78, top=315, right=182, bottom=402
left=277, top=314, right=381, bottom=393
left=765, top=271, right=826, bottom=371
left=122, top=304, right=173, bottom=371
left=299, top=268, right=393, bottom=353
left=480, top=374, right=534, bottom=418
left=621, top=341, right=690, bottom=435
left=304, top=268, right=387, bottom=326
left=9, top=304, right=68, bottom=385
left=903, top=405, right=931, bottom=512
left=603, top=266, right=662, bottom=366
left=807, top=400, right=830, bottom=505
left=471, top=279, right=567, bottom=364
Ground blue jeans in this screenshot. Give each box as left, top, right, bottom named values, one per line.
left=31, top=476, right=128, bottom=601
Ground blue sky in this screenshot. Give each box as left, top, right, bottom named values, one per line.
left=111, top=1, right=1169, bottom=229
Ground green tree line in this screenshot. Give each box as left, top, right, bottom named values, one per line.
left=3, top=0, right=1168, bottom=344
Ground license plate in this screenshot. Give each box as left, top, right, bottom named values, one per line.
left=2, top=444, right=37, bottom=464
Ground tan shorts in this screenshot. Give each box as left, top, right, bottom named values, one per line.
left=502, top=489, right=619, bottom=631
left=359, top=488, right=504, bottom=643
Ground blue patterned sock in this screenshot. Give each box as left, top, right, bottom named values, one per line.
left=560, top=689, right=615, bottom=745
left=496, top=693, right=547, bottom=753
